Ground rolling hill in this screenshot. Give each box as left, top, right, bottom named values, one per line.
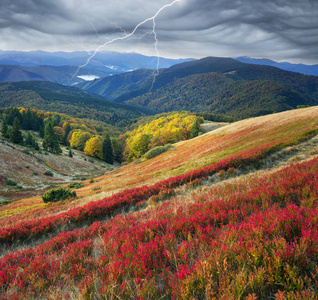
left=76, top=69, right=154, bottom=100
left=80, top=57, right=318, bottom=118
left=1, top=107, right=318, bottom=299
left=0, top=65, right=112, bottom=86
left=0, top=81, right=154, bottom=127
left=125, top=73, right=314, bottom=118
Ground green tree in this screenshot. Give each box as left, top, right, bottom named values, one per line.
left=42, top=122, right=61, bottom=153
left=54, top=126, right=65, bottom=143
left=25, top=132, right=34, bottom=146
left=34, top=142, right=40, bottom=151
left=39, top=124, right=44, bottom=138
left=111, top=138, right=123, bottom=162
left=63, top=122, right=71, bottom=145
left=68, top=149, right=73, bottom=157
left=189, top=118, right=201, bottom=138
left=10, top=117, right=23, bottom=144
left=103, top=133, right=114, bottom=164
left=1, top=115, right=9, bottom=138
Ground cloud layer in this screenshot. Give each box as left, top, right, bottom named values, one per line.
left=0, top=0, right=317, bottom=63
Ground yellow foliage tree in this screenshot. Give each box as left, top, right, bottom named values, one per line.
left=124, top=112, right=203, bottom=160
left=69, top=130, right=92, bottom=151
left=84, top=136, right=103, bottom=159
left=54, top=126, right=65, bottom=143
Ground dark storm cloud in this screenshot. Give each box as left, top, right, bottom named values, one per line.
left=0, top=0, right=318, bottom=63
left=0, top=0, right=72, bottom=33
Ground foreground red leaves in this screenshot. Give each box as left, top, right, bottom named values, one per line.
left=1, top=154, right=318, bottom=299
left=0, top=143, right=277, bottom=245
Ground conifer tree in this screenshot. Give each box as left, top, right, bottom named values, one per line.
left=103, top=133, right=114, bottom=164
left=189, top=118, right=201, bottom=139
left=39, top=124, right=44, bottom=138
left=10, top=117, right=23, bottom=144
left=111, top=138, right=123, bottom=162
left=26, top=132, right=33, bottom=146
left=63, top=122, right=71, bottom=145
left=42, top=122, right=61, bottom=153
left=34, top=142, right=40, bottom=151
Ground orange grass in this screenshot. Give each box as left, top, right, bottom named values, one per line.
left=1, top=107, right=318, bottom=229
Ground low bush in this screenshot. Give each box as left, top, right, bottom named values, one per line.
left=68, top=182, right=84, bottom=189
left=6, top=179, right=17, bottom=186
left=297, top=105, right=310, bottom=109
left=44, top=170, right=54, bottom=177
left=0, top=199, right=12, bottom=206
left=144, top=144, right=174, bottom=159
left=32, top=171, right=38, bottom=176
left=42, top=187, right=76, bottom=203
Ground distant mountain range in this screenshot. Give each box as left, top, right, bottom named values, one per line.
left=0, top=65, right=111, bottom=86
left=1, top=51, right=317, bottom=121
left=78, top=57, right=318, bottom=119
left=234, top=56, right=318, bottom=76
left=0, top=50, right=193, bottom=73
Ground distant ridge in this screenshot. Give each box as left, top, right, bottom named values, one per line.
left=235, top=56, right=318, bottom=76
left=0, top=50, right=194, bottom=73
left=0, top=65, right=111, bottom=86
left=79, top=56, right=318, bottom=119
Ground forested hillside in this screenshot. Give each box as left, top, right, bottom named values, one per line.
left=0, top=81, right=154, bottom=127
left=121, top=112, right=203, bottom=161
left=79, top=57, right=318, bottom=119
left=125, top=73, right=314, bottom=118
left=76, top=69, right=154, bottom=100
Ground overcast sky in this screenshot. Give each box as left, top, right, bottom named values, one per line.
left=0, top=0, right=318, bottom=64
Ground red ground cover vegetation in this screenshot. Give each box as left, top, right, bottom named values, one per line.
left=1, top=154, right=318, bottom=299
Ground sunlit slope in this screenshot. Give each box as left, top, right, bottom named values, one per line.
left=96, top=106, right=318, bottom=191
left=2, top=111, right=318, bottom=298
left=1, top=106, right=318, bottom=230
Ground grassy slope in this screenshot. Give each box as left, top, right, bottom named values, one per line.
left=1, top=106, right=317, bottom=230
left=1, top=107, right=318, bottom=298
left=0, top=137, right=116, bottom=200
left=99, top=106, right=318, bottom=189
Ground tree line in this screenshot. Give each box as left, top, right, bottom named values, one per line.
left=1, top=108, right=205, bottom=164
left=1, top=107, right=115, bottom=164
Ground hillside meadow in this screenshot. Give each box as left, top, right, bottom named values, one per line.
left=1, top=106, right=318, bottom=299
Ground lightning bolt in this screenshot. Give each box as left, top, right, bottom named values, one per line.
left=71, top=0, right=181, bottom=82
